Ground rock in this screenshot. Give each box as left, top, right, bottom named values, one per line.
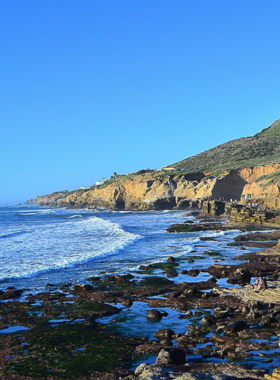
left=137, top=364, right=182, bottom=380
left=153, top=328, right=175, bottom=340
left=166, top=270, right=178, bottom=277
left=214, top=308, right=230, bottom=318
left=1, top=288, right=23, bottom=299
left=185, top=310, right=193, bottom=317
left=72, top=284, right=93, bottom=292
left=261, top=315, right=275, bottom=327
left=186, top=269, right=200, bottom=277
left=249, top=300, right=263, bottom=311
left=155, top=347, right=186, bottom=365
left=262, top=358, right=273, bottom=363
left=225, top=320, right=248, bottom=333
left=201, top=315, right=216, bottom=326
left=102, top=274, right=131, bottom=283
left=146, top=309, right=163, bottom=321
left=167, top=257, right=176, bottom=262
left=121, top=298, right=133, bottom=307
left=227, top=268, right=252, bottom=285
left=139, top=264, right=152, bottom=270
left=265, top=367, right=280, bottom=380
left=247, top=311, right=261, bottom=319
left=134, top=363, right=149, bottom=376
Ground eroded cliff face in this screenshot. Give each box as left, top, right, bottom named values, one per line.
left=27, top=164, right=280, bottom=210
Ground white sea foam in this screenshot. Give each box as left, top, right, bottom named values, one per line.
left=0, top=216, right=142, bottom=281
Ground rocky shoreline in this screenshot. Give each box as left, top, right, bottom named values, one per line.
left=1, top=218, right=280, bottom=379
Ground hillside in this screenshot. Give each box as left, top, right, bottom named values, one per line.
left=171, top=119, right=280, bottom=172
left=27, top=119, right=280, bottom=211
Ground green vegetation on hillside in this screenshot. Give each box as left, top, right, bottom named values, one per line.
left=172, top=119, right=280, bottom=172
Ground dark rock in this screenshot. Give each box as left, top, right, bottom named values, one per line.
left=261, top=315, right=275, bottom=327
left=161, top=311, right=169, bottom=317
left=247, top=311, right=261, bottom=319
left=153, top=328, right=175, bottom=340
left=187, top=269, right=200, bottom=277
left=139, top=264, right=152, bottom=270
left=1, top=289, right=23, bottom=299
left=249, top=300, right=263, bottom=311
left=121, top=298, right=133, bottom=307
left=214, top=308, right=230, bottom=318
left=201, top=315, right=216, bottom=326
left=225, top=320, right=248, bottom=333
left=166, top=270, right=178, bottom=277
left=262, top=358, right=273, bottom=363
left=227, top=268, right=252, bottom=285
left=146, top=309, right=162, bottom=321
left=102, top=274, right=132, bottom=283
left=72, top=284, right=93, bottom=291
left=167, top=257, right=176, bottom=263
left=155, top=347, right=186, bottom=365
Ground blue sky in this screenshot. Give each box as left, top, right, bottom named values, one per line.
left=1, top=1, right=280, bottom=205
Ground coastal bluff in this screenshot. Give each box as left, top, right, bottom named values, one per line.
left=27, top=163, right=280, bottom=212
left=27, top=119, right=280, bottom=212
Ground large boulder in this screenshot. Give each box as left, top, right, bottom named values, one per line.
left=227, top=268, right=252, bottom=285
left=146, top=309, right=163, bottom=321
left=1, top=288, right=23, bottom=300
left=155, top=348, right=186, bottom=365
left=225, top=320, right=248, bottom=334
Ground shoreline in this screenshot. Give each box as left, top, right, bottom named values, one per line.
left=1, top=218, right=280, bottom=379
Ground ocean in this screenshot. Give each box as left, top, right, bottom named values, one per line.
left=0, top=205, right=254, bottom=293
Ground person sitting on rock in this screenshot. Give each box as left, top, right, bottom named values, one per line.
left=254, top=277, right=267, bottom=292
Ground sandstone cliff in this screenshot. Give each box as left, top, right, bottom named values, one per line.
left=27, top=164, right=280, bottom=211
left=27, top=119, right=280, bottom=211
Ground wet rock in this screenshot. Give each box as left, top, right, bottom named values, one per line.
left=225, top=320, right=248, bottom=334
left=153, top=328, right=175, bottom=340
left=155, top=347, right=186, bottom=365
left=186, top=269, right=200, bottom=277
left=214, top=307, right=230, bottom=318
left=137, top=364, right=182, bottom=380
left=249, top=300, right=263, bottom=311
left=135, top=363, right=266, bottom=380
left=166, top=270, right=178, bottom=277
left=139, top=264, right=152, bottom=271
left=103, top=274, right=133, bottom=283
left=122, top=298, right=133, bottom=307
left=247, top=311, right=261, bottom=319
left=185, top=310, right=193, bottom=316
left=227, top=268, right=252, bottom=285
left=135, top=343, right=161, bottom=355
left=201, top=315, right=216, bottom=326
left=146, top=309, right=163, bottom=321
left=1, top=288, right=23, bottom=299
left=262, top=358, right=273, bottom=363
left=216, top=325, right=225, bottom=334
left=167, top=256, right=176, bottom=263
left=261, top=315, right=275, bottom=327
left=134, top=363, right=149, bottom=376
left=72, top=284, right=93, bottom=291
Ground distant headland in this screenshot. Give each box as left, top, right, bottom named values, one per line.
left=27, top=119, right=280, bottom=217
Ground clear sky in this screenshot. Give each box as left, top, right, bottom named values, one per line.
left=1, top=1, right=280, bottom=205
